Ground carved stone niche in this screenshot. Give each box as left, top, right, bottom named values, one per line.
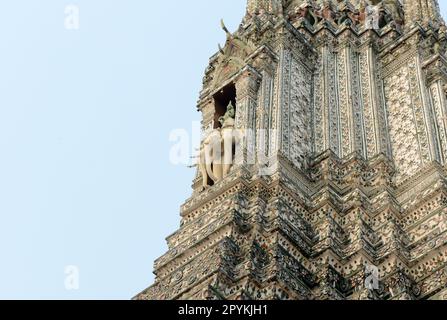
left=197, top=82, right=240, bottom=191
left=213, top=83, right=237, bottom=129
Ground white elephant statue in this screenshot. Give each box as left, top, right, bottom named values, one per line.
left=198, top=102, right=241, bottom=190
left=199, top=129, right=222, bottom=189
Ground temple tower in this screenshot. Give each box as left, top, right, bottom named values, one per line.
left=136, top=0, right=447, bottom=300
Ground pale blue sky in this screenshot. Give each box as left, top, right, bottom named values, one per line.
left=0, top=1, right=445, bottom=300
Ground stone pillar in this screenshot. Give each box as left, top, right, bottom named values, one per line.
left=358, top=38, right=390, bottom=159
left=337, top=35, right=357, bottom=158
left=313, top=38, right=330, bottom=155
left=325, top=42, right=340, bottom=156
left=235, top=67, right=261, bottom=167
left=426, top=62, right=447, bottom=164
left=251, top=49, right=278, bottom=171
left=415, top=52, right=443, bottom=163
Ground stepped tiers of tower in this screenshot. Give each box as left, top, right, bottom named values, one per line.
left=136, top=0, right=447, bottom=300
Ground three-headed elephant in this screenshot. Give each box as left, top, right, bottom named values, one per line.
left=198, top=125, right=243, bottom=190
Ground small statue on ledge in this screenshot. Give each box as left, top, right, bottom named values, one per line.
left=219, top=101, right=236, bottom=128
